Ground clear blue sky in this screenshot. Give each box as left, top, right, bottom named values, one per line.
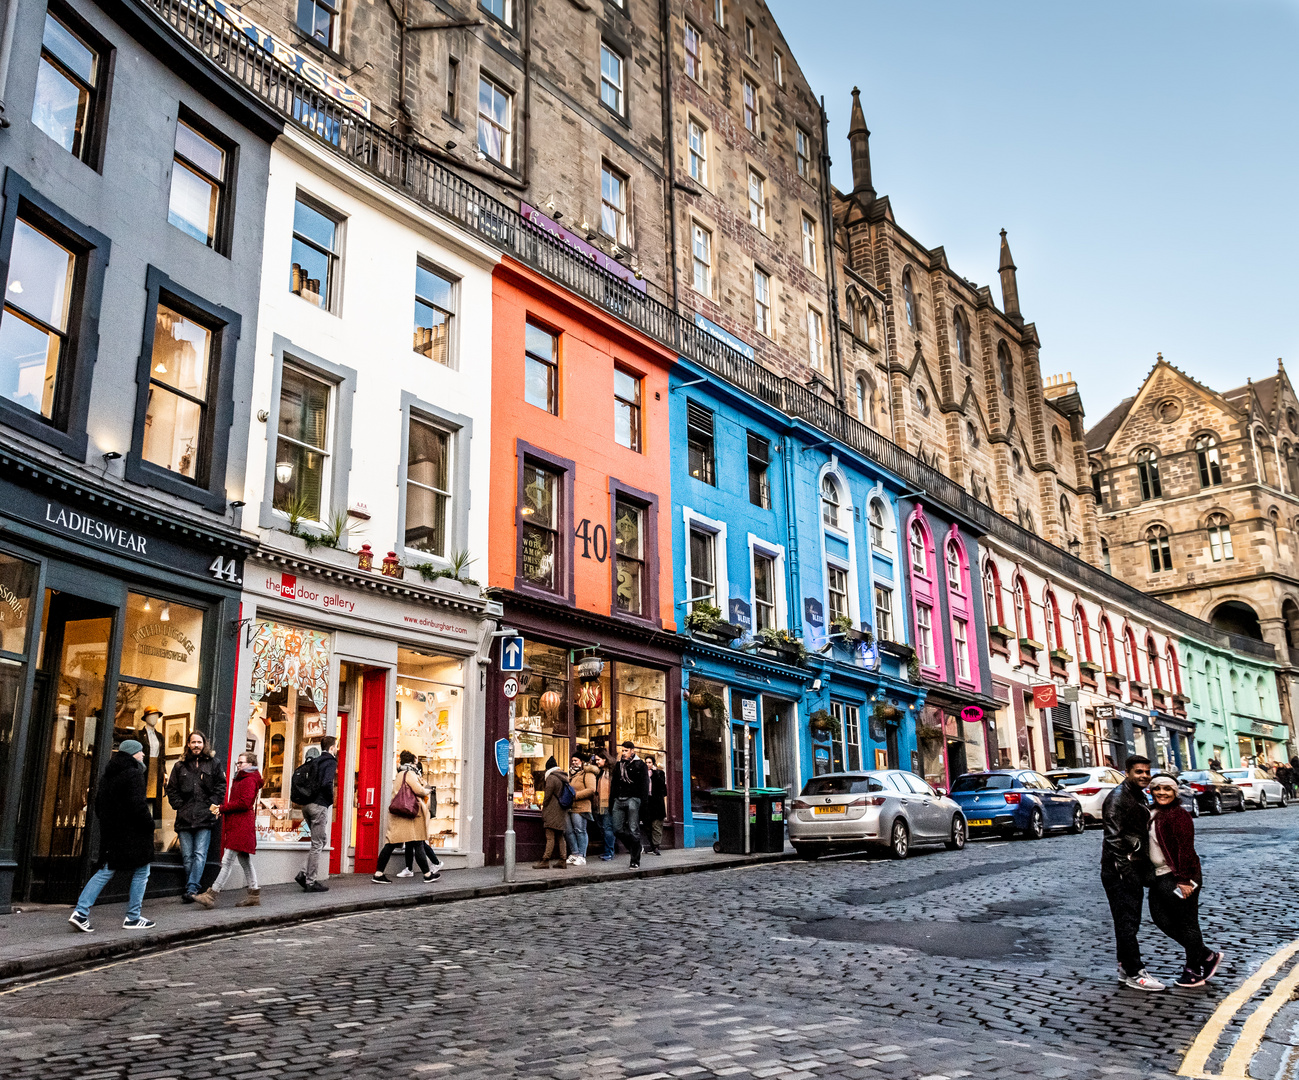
left=767, top=0, right=1299, bottom=425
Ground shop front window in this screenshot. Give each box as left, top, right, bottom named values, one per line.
left=395, top=648, right=463, bottom=850
left=246, top=620, right=330, bottom=844
left=0, top=552, right=37, bottom=855
left=115, top=592, right=205, bottom=852
left=513, top=641, right=570, bottom=809
left=687, top=678, right=727, bottom=815
left=616, top=663, right=666, bottom=761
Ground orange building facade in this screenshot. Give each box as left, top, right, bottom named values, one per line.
left=483, top=259, right=683, bottom=863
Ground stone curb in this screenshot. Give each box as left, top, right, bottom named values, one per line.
left=0, top=849, right=795, bottom=990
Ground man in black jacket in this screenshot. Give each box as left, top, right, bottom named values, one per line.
left=69, top=740, right=157, bottom=932
left=1101, top=754, right=1160, bottom=990
left=296, top=736, right=338, bottom=893
left=610, top=741, right=647, bottom=868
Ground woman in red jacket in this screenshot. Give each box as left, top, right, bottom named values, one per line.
left=194, top=753, right=263, bottom=909
left=1147, top=774, right=1224, bottom=988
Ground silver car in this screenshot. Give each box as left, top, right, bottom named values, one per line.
left=788, top=769, right=967, bottom=860
left=1221, top=766, right=1289, bottom=809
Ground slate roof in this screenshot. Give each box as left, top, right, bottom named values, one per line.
left=1085, top=397, right=1135, bottom=452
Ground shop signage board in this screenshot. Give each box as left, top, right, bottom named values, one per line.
left=494, top=738, right=511, bottom=776
left=1094, top=705, right=1117, bottom=719
left=803, top=597, right=824, bottom=632
left=960, top=706, right=984, bottom=723
left=741, top=698, right=757, bottom=725
left=859, top=643, right=879, bottom=669
left=1032, top=684, right=1059, bottom=709
left=500, top=635, right=525, bottom=670
left=728, top=597, right=752, bottom=631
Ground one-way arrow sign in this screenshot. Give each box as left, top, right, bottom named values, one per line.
left=501, top=635, right=525, bottom=671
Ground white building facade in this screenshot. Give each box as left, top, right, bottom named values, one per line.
left=233, top=129, right=501, bottom=883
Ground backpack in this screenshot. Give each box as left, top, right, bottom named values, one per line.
left=557, top=775, right=577, bottom=809
left=289, top=757, right=320, bottom=807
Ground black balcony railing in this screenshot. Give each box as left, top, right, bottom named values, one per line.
left=149, top=0, right=1276, bottom=665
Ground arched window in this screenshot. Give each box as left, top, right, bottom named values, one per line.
left=820, top=475, right=840, bottom=528
left=865, top=300, right=878, bottom=346
left=867, top=499, right=885, bottom=549
left=1195, top=434, right=1222, bottom=487
left=1147, top=634, right=1162, bottom=689
left=1229, top=669, right=1239, bottom=710
left=1257, top=676, right=1268, bottom=718
left=998, top=343, right=1014, bottom=395
left=1167, top=645, right=1182, bottom=695
left=902, top=269, right=918, bottom=329
left=1074, top=604, right=1092, bottom=662
left=1270, top=507, right=1283, bottom=555
left=1287, top=446, right=1299, bottom=493
left=1207, top=513, right=1234, bottom=561
left=1091, top=464, right=1102, bottom=501
left=909, top=520, right=927, bottom=575
left=946, top=541, right=963, bottom=591
left=1043, top=591, right=1059, bottom=651
left=983, top=561, right=1003, bottom=628
left=1146, top=525, right=1172, bottom=572
left=855, top=373, right=875, bottom=425
left=1100, top=616, right=1116, bottom=673
left=1125, top=627, right=1141, bottom=683
left=1013, top=576, right=1031, bottom=640
left=1203, top=659, right=1216, bottom=713
left=1059, top=494, right=1071, bottom=535
left=1136, top=448, right=1162, bottom=500
left=1051, top=427, right=1063, bottom=462
left=1101, top=537, right=1111, bottom=574
left=953, top=309, right=970, bottom=365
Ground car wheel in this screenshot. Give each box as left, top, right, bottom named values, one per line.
left=945, top=816, right=967, bottom=851
left=1282, top=791, right=1289, bottom=808
left=1258, top=791, right=1268, bottom=810
left=1190, top=797, right=1200, bottom=818
left=1211, top=795, right=1223, bottom=815
left=1069, top=806, right=1085, bottom=834
left=793, top=843, right=823, bottom=861
left=890, top=819, right=910, bottom=860
left=1025, top=808, right=1045, bottom=840
left=1236, top=793, right=1248, bottom=812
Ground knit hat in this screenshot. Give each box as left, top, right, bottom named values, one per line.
left=304, top=746, right=321, bottom=760
left=119, top=739, right=144, bottom=756
left=1148, top=774, right=1179, bottom=791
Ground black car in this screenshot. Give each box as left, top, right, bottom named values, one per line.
left=1179, top=770, right=1247, bottom=815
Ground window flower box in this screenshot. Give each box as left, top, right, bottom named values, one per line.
left=1078, top=660, right=1104, bottom=674
left=1018, top=638, right=1044, bottom=653
left=1050, top=648, right=1073, bottom=663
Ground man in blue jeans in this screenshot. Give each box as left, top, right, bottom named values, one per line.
left=295, top=736, right=338, bottom=893
left=590, top=750, right=617, bottom=860
left=69, top=740, right=157, bottom=932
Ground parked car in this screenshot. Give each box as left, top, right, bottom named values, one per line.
left=1179, top=770, right=1247, bottom=814
left=949, top=770, right=1085, bottom=839
left=789, top=770, right=967, bottom=860
left=1046, top=766, right=1126, bottom=824
left=1221, top=767, right=1289, bottom=809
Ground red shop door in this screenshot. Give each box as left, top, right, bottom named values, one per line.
left=328, top=710, right=349, bottom=876
left=353, top=669, right=387, bottom=873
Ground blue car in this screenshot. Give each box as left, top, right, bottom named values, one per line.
left=948, top=770, right=1085, bottom=839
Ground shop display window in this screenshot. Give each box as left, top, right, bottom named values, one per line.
left=395, top=648, right=463, bottom=849
left=616, top=663, right=666, bottom=759
left=247, top=620, right=330, bottom=844
left=513, top=641, right=569, bottom=809
left=0, top=552, right=37, bottom=799
left=687, top=678, right=727, bottom=815
left=115, top=592, right=205, bottom=852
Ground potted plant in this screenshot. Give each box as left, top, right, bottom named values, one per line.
left=878, top=637, right=915, bottom=660
left=754, top=627, right=807, bottom=665
left=829, top=616, right=874, bottom=646
left=915, top=720, right=944, bottom=742
left=685, top=603, right=743, bottom=642
left=808, top=708, right=841, bottom=739
left=687, top=688, right=728, bottom=723
left=907, top=655, right=922, bottom=682
left=872, top=701, right=902, bottom=725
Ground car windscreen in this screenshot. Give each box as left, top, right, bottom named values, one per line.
left=1047, top=773, right=1093, bottom=787
left=801, top=776, right=883, bottom=795
left=1222, top=769, right=1247, bottom=779
left=1180, top=771, right=1210, bottom=782
left=951, top=774, right=1013, bottom=792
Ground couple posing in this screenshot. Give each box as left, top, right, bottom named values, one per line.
left=1101, top=754, right=1224, bottom=991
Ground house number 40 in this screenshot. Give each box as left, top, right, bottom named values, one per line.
left=574, top=519, right=608, bottom=562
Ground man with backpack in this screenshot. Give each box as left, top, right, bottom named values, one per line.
left=533, top=756, right=572, bottom=870
left=293, top=735, right=337, bottom=892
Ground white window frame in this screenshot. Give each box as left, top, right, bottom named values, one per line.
left=796, top=127, right=811, bottom=180
left=684, top=21, right=703, bottom=83
left=600, top=42, right=625, bottom=115
left=691, top=221, right=712, bottom=296
left=747, top=168, right=766, bottom=231
left=826, top=560, right=850, bottom=623
left=684, top=507, right=729, bottom=615
left=743, top=77, right=760, bottom=133
left=688, top=119, right=707, bottom=184
left=747, top=534, right=788, bottom=635
left=954, top=618, right=970, bottom=680
left=916, top=603, right=935, bottom=666
left=753, top=265, right=772, bottom=337
left=772, top=49, right=784, bottom=87
left=807, top=307, right=825, bottom=371
left=600, top=161, right=627, bottom=242
left=477, top=74, right=513, bottom=165
left=801, top=214, right=817, bottom=271
left=874, top=584, right=894, bottom=642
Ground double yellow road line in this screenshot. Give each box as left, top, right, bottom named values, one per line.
left=1179, top=939, right=1299, bottom=1079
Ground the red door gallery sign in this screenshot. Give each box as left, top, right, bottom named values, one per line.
left=1032, top=684, right=1059, bottom=709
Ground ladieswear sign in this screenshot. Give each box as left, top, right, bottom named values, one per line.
left=45, top=503, right=149, bottom=554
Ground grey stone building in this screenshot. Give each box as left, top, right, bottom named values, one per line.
left=0, top=0, right=280, bottom=911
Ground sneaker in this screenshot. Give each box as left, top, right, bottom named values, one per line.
left=600, top=853, right=613, bottom=862
left=180, top=892, right=195, bottom=904
left=1202, top=951, right=1225, bottom=981
left=396, top=868, right=415, bottom=878
left=1121, top=969, right=1165, bottom=992
left=1176, top=968, right=1207, bottom=988
left=629, top=859, right=641, bottom=870
left=423, top=870, right=440, bottom=882
left=68, top=911, right=93, bottom=934
left=305, top=881, right=329, bottom=892
left=372, top=873, right=392, bottom=884
left=294, top=871, right=308, bottom=891
left=650, top=848, right=663, bottom=856
left=572, top=855, right=586, bottom=866
left=565, top=854, right=578, bottom=864
left=123, top=917, right=156, bottom=930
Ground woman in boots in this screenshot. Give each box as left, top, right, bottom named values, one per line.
left=193, top=753, right=262, bottom=909
left=533, top=757, right=569, bottom=870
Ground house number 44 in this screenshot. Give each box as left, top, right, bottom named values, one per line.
left=208, top=556, right=242, bottom=583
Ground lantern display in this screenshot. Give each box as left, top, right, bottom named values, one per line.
left=539, top=689, right=564, bottom=723
left=381, top=551, right=402, bottom=577
left=357, top=543, right=374, bottom=571
left=576, top=679, right=602, bottom=711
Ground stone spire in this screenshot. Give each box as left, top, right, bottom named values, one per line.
left=998, top=229, right=1020, bottom=319
left=848, top=87, right=874, bottom=201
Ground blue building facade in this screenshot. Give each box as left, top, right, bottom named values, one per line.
left=670, top=359, right=926, bottom=847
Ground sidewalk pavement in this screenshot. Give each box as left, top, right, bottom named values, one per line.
left=0, top=844, right=792, bottom=988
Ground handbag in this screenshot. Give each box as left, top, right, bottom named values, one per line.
left=388, top=772, right=420, bottom=819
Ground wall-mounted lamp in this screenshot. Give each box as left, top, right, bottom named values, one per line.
left=811, top=678, right=822, bottom=691
left=275, top=463, right=293, bottom=485
left=103, top=451, right=122, bottom=462
left=230, top=500, right=246, bottom=509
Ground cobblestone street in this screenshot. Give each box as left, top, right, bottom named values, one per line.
left=3, top=810, right=1298, bottom=1080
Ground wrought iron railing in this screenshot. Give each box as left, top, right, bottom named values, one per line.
left=150, top=0, right=1276, bottom=664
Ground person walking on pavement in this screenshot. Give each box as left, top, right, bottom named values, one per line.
left=641, top=754, right=667, bottom=856
left=373, top=751, right=440, bottom=883
left=1147, top=774, right=1224, bottom=988
left=591, top=749, right=616, bottom=861
left=294, top=736, right=338, bottom=893
left=565, top=754, right=598, bottom=866
left=69, top=740, right=157, bottom=932
left=193, top=754, right=263, bottom=909
left=1101, top=755, right=1162, bottom=991
left=165, top=731, right=226, bottom=903
left=533, top=756, right=570, bottom=870
left=610, top=741, right=647, bottom=869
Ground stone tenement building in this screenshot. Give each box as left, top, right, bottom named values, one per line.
left=828, top=90, right=1100, bottom=565
left=1087, top=357, right=1299, bottom=743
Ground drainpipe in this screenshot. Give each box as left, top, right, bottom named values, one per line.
left=0, top=0, right=22, bottom=127
left=818, top=97, right=845, bottom=410
left=658, top=0, right=681, bottom=311
left=781, top=435, right=802, bottom=639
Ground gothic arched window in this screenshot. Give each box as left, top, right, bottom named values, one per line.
left=1195, top=434, right=1222, bottom=487
left=953, top=309, right=970, bottom=365
left=1136, top=448, right=1162, bottom=500
left=902, top=269, right=918, bottom=330
left=820, top=475, right=840, bottom=528
left=1146, top=524, right=1172, bottom=572
left=1207, top=513, right=1234, bottom=561
left=998, top=343, right=1014, bottom=395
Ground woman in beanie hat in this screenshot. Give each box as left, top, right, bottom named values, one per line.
left=193, top=753, right=263, bottom=909
left=1147, top=773, right=1223, bottom=987
left=68, top=740, right=157, bottom=932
